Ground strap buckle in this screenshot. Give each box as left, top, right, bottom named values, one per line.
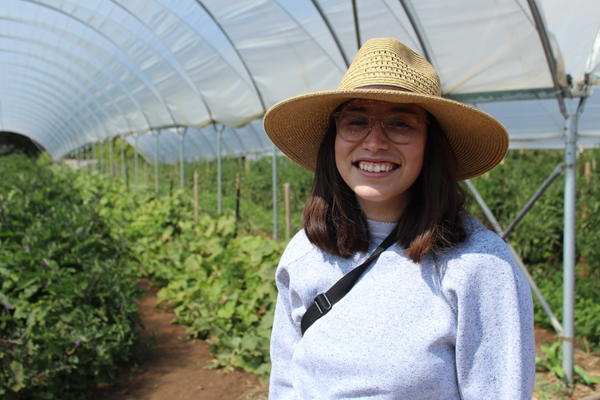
left=314, top=293, right=332, bottom=315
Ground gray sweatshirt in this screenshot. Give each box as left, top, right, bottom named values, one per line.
left=269, top=217, right=535, bottom=399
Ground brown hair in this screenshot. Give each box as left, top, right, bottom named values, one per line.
left=302, top=112, right=467, bottom=263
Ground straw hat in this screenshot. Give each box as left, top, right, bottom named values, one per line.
left=263, top=38, right=508, bottom=180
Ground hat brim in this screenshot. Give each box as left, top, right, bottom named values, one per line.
left=263, top=89, right=508, bottom=180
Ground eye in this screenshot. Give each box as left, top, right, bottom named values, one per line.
left=386, top=114, right=418, bottom=130
left=340, top=113, right=369, bottom=128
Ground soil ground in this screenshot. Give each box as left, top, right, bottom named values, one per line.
left=90, top=279, right=268, bottom=400
left=91, top=279, right=600, bottom=400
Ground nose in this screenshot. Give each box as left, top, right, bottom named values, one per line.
left=361, top=121, right=390, bottom=152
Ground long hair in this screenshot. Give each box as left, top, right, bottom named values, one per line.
left=302, top=112, right=467, bottom=263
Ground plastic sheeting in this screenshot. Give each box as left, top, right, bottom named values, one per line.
left=0, top=0, right=599, bottom=161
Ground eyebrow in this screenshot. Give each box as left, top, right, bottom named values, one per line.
left=343, top=105, right=422, bottom=115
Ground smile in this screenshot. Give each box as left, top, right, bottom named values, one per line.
left=356, top=161, right=399, bottom=173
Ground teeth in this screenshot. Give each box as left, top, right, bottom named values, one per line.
left=358, top=162, right=396, bottom=172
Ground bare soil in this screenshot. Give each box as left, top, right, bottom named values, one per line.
left=91, top=279, right=600, bottom=400
left=90, top=279, right=268, bottom=400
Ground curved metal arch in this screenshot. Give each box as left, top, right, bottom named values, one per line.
left=227, top=126, right=247, bottom=153
left=525, top=0, right=568, bottom=117
left=106, top=0, right=214, bottom=120
left=0, top=15, right=154, bottom=131
left=159, top=131, right=181, bottom=164
left=15, top=1, right=178, bottom=126
left=244, top=121, right=266, bottom=149
left=379, top=0, right=422, bottom=51
left=0, top=62, right=109, bottom=142
left=0, top=37, right=133, bottom=133
left=194, top=1, right=267, bottom=113
left=2, top=95, right=80, bottom=152
left=272, top=1, right=347, bottom=72
left=195, top=128, right=217, bottom=157
left=0, top=79, right=103, bottom=149
left=397, top=0, right=434, bottom=65
left=0, top=57, right=117, bottom=138
left=0, top=72, right=106, bottom=145
left=310, top=0, right=351, bottom=68
left=1, top=84, right=94, bottom=147
left=2, top=106, right=64, bottom=152
left=351, top=0, right=361, bottom=49
left=1, top=90, right=86, bottom=150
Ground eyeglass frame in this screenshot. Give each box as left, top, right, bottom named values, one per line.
left=333, top=110, right=429, bottom=144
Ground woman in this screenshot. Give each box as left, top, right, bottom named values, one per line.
left=263, top=38, right=535, bottom=399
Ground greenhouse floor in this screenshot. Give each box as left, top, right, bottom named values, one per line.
left=90, top=279, right=267, bottom=400
left=88, top=279, right=600, bottom=400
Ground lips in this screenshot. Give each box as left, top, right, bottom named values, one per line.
left=356, top=161, right=399, bottom=173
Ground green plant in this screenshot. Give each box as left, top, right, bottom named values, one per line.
left=0, top=154, right=151, bottom=399
left=536, top=341, right=600, bottom=386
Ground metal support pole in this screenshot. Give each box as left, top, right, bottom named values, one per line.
left=351, top=0, right=361, bottom=49
left=134, top=134, right=139, bottom=193
left=217, top=125, right=223, bottom=214
left=501, top=163, right=564, bottom=240
left=109, top=138, right=115, bottom=178
left=273, top=144, right=278, bottom=241
left=562, top=114, right=577, bottom=384
left=179, top=128, right=187, bottom=189
left=465, top=180, right=563, bottom=336
left=153, top=130, right=160, bottom=194
left=120, top=134, right=126, bottom=182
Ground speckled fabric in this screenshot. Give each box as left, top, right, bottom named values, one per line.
left=269, top=217, right=535, bottom=399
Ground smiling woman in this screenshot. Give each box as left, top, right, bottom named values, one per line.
left=263, top=38, right=535, bottom=399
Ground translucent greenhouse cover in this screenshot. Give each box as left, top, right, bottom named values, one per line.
left=0, top=0, right=599, bottom=161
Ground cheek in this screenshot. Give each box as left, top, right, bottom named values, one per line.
left=334, top=136, right=350, bottom=173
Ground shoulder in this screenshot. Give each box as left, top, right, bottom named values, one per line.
left=279, top=229, right=318, bottom=266
left=439, top=216, right=518, bottom=284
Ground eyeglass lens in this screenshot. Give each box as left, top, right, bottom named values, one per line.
left=335, top=111, right=423, bottom=144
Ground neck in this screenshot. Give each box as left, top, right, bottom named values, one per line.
left=357, top=192, right=411, bottom=223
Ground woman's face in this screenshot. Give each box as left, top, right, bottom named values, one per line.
left=334, top=98, right=428, bottom=222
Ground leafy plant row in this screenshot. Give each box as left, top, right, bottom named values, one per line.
left=75, top=171, right=288, bottom=383
left=0, top=155, right=150, bottom=399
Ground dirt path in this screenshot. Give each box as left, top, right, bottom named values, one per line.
left=91, top=279, right=600, bottom=400
left=91, top=279, right=268, bottom=400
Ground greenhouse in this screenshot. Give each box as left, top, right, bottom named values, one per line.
left=1, top=0, right=600, bottom=398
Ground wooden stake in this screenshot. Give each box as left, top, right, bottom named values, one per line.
left=580, top=144, right=585, bottom=177
left=194, top=171, right=199, bottom=222
left=169, top=169, right=174, bottom=196
left=520, top=143, right=524, bottom=156
left=585, top=162, right=591, bottom=183
left=235, top=172, right=241, bottom=220
left=144, top=162, right=148, bottom=187
left=593, top=158, right=597, bottom=171
left=125, top=157, right=129, bottom=191
left=284, top=182, right=291, bottom=237
left=245, top=156, right=250, bottom=173
left=114, top=159, right=119, bottom=179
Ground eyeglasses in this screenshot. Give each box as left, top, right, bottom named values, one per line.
left=333, top=111, right=427, bottom=144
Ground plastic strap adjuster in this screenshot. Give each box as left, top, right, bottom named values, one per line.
left=314, top=293, right=332, bottom=315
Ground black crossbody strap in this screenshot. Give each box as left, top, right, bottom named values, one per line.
left=300, top=224, right=399, bottom=336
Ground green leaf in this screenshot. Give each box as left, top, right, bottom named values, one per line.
left=9, top=361, right=25, bottom=392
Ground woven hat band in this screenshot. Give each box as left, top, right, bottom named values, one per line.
left=338, top=38, right=441, bottom=97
